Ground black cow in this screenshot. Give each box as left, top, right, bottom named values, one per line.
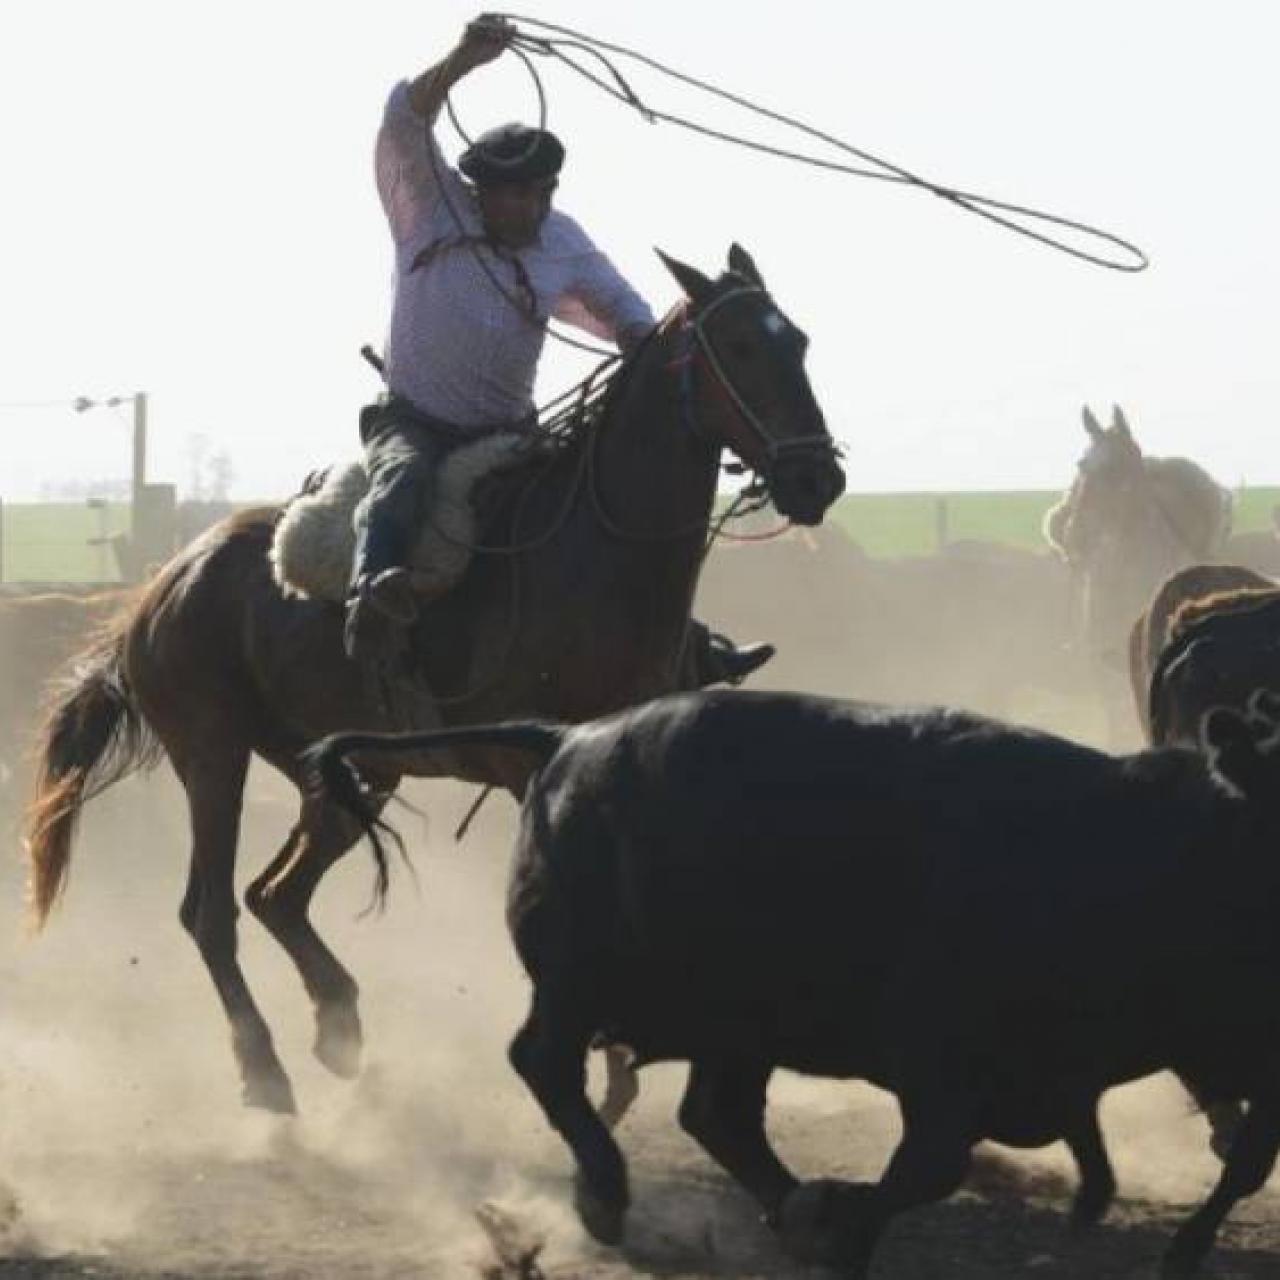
left=308, top=689, right=1280, bottom=1278
left=1149, top=589, right=1280, bottom=746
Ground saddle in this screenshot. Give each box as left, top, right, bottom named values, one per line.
left=269, top=431, right=547, bottom=605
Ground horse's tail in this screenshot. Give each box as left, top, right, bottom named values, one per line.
left=25, top=627, right=160, bottom=929
left=302, top=722, right=566, bottom=905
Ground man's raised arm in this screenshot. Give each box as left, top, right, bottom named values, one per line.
left=408, top=14, right=514, bottom=122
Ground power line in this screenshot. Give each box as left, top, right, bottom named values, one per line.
left=0, top=398, right=81, bottom=411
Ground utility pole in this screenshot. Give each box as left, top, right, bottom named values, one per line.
left=73, top=390, right=162, bottom=581
left=131, top=391, right=147, bottom=511
left=73, top=390, right=147, bottom=538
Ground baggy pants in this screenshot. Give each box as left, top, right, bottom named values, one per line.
left=350, top=398, right=482, bottom=590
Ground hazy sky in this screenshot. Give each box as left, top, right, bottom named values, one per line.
left=3, top=1, right=1277, bottom=500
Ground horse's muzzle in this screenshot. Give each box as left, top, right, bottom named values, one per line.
left=769, top=452, right=846, bottom=527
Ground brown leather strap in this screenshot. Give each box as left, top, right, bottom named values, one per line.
left=409, top=234, right=541, bottom=321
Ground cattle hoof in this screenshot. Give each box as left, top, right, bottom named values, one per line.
left=777, top=1179, right=873, bottom=1270
left=1159, top=1248, right=1200, bottom=1280
left=573, top=1178, right=626, bottom=1246
left=1068, top=1181, right=1115, bottom=1233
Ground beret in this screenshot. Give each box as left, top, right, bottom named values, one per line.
left=459, top=123, right=566, bottom=185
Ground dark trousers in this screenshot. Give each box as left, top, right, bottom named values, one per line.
left=351, top=400, right=473, bottom=589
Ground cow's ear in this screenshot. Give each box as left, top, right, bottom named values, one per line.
left=727, top=243, right=766, bottom=289
left=1203, top=707, right=1267, bottom=798
left=1081, top=405, right=1104, bottom=440
left=656, top=249, right=714, bottom=305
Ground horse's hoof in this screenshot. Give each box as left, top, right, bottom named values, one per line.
left=243, top=1071, right=298, bottom=1115
left=315, top=1005, right=363, bottom=1079
left=778, top=1180, right=873, bottom=1271
left=573, top=1179, right=626, bottom=1246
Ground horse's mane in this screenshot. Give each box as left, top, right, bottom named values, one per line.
left=1142, top=457, right=1233, bottom=557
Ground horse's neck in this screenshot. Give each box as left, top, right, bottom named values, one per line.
left=590, top=322, right=721, bottom=540
left=1080, top=481, right=1185, bottom=644
left=1122, top=475, right=1190, bottom=571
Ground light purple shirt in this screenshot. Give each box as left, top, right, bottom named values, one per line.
left=376, top=82, right=656, bottom=428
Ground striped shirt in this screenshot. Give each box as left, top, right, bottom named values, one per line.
left=376, top=82, right=657, bottom=428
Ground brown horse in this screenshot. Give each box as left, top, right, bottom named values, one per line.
left=1043, top=404, right=1232, bottom=741
left=24, top=244, right=845, bottom=1114
left=1126, top=562, right=1275, bottom=742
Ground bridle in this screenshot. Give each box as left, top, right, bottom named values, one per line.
left=674, top=284, right=837, bottom=474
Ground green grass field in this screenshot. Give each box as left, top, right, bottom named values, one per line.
left=833, top=486, right=1280, bottom=558
left=3, top=489, right=1278, bottom=583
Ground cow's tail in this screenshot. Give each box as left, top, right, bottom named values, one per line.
left=25, top=628, right=159, bottom=930
left=302, top=722, right=565, bottom=904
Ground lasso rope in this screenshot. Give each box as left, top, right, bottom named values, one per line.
left=489, top=14, right=1148, bottom=273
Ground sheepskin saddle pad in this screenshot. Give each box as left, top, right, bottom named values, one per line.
left=269, top=431, right=536, bottom=605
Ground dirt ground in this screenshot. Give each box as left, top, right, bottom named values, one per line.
left=1, top=758, right=1278, bottom=1280
left=0, top=537, right=1275, bottom=1277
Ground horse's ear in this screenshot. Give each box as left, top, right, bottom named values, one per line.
left=728, top=243, right=766, bottom=289
left=1112, top=405, right=1133, bottom=439
left=656, top=248, right=714, bottom=305
left=1081, top=405, right=1104, bottom=440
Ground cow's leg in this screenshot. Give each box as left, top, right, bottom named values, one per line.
left=1064, top=1104, right=1116, bottom=1230
left=678, top=1059, right=797, bottom=1222
left=509, top=990, right=629, bottom=1245
left=781, top=1091, right=973, bottom=1277
left=596, top=1044, right=639, bottom=1130
left=1162, top=1094, right=1280, bottom=1278
left=178, top=749, right=296, bottom=1113
left=245, top=784, right=384, bottom=1079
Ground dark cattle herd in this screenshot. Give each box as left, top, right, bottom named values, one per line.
left=6, top=412, right=1280, bottom=1276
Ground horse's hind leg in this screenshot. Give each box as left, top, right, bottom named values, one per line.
left=178, top=748, right=296, bottom=1113
left=245, top=786, right=379, bottom=1079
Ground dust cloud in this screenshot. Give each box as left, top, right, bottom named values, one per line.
left=0, top=535, right=1275, bottom=1278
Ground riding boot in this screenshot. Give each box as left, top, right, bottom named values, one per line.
left=344, top=510, right=416, bottom=665
left=685, top=620, right=776, bottom=688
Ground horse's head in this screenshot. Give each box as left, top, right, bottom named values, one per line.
left=1066, top=404, right=1148, bottom=552
left=657, top=244, right=845, bottom=526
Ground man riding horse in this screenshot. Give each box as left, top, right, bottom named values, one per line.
left=346, top=12, right=772, bottom=686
